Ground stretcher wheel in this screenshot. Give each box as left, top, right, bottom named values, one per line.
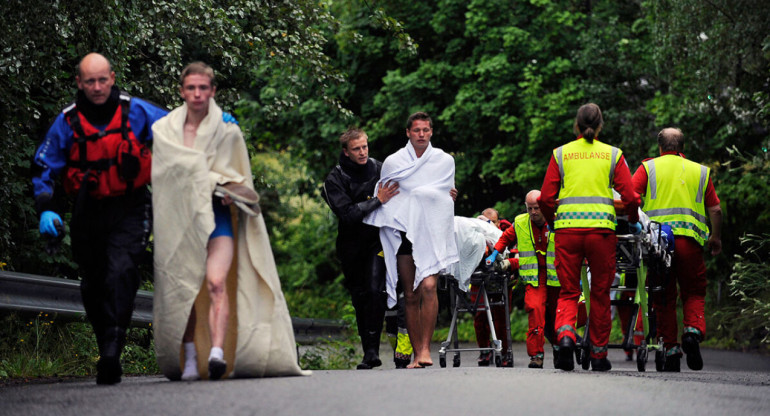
left=655, top=349, right=666, bottom=372
left=453, top=354, right=461, bottom=368
left=580, top=348, right=590, bottom=370
left=636, top=347, right=647, bottom=372
left=439, top=356, right=446, bottom=368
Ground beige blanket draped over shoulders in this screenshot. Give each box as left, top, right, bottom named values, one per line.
left=151, top=98, right=306, bottom=379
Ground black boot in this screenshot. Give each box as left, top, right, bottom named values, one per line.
left=357, top=331, right=382, bottom=369
left=356, top=337, right=373, bottom=370
left=662, top=354, right=681, bottom=372
left=590, top=357, right=612, bottom=372
left=682, top=333, right=703, bottom=371
left=364, top=332, right=382, bottom=368
left=97, top=327, right=126, bottom=385
left=557, top=337, right=575, bottom=371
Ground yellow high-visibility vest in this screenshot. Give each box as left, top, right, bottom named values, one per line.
left=514, top=213, right=559, bottom=287
left=554, top=138, right=621, bottom=230
left=642, top=154, right=710, bottom=246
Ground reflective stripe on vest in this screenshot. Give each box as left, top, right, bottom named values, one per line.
left=514, top=213, right=559, bottom=287
left=554, top=138, right=620, bottom=230
left=642, top=155, right=710, bottom=245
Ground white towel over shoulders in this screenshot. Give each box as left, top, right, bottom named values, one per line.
left=363, top=141, right=458, bottom=307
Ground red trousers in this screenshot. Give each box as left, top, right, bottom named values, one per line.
left=524, top=280, right=560, bottom=357
left=654, top=237, right=706, bottom=349
left=471, top=285, right=512, bottom=352
left=554, top=231, right=617, bottom=359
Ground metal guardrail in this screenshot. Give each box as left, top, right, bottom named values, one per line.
left=0, top=271, right=346, bottom=343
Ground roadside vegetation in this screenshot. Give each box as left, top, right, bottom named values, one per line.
left=0, top=312, right=157, bottom=380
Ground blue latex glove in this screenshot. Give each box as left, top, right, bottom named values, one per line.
left=222, top=112, right=238, bottom=125
left=485, top=250, right=499, bottom=266
left=40, top=211, right=63, bottom=237
left=661, top=224, right=675, bottom=253
left=629, top=222, right=642, bottom=235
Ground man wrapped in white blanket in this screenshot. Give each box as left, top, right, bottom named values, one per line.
left=364, top=112, right=458, bottom=368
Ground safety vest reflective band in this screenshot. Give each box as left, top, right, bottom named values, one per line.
left=642, top=155, right=710, bottom=245
left=514, top=213, right=558, bottom=287
left=554, top=138, right=620, bottom=230
left=63, top=93, right=151, bottom=199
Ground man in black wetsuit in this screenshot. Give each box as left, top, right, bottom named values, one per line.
left=322, top=128, right=400, bottom=369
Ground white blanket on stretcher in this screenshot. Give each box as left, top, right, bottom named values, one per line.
left=363, top=141, right=458, bottom=307
left=448, top=217, right=503, bottom=291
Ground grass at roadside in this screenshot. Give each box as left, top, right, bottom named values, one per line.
left=0, top=312, right=158, bottom=380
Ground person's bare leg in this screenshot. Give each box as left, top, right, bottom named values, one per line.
left=397, top=254, right=423, bottom=368
left=206, top=236, right=234, bottom=351
left=205, top=235, right=233, bottom=380
left=416, top=274, right=438, bottom=366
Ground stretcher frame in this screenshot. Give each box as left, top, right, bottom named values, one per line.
left=437, top=266, right=513, bottom=368
left=577, top=219, right=671, bottom=371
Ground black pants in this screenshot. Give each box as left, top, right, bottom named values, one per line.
left=71, top=187, right=151, bottom=352
left=340, top=241, right=387, bottom=354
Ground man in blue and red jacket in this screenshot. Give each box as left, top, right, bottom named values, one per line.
left=32, top=53, right=168, bottom=385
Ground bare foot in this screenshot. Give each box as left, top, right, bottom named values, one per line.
left=406, top=362, right=424, bottom=369
left=414, top=353, right=433, bottom=367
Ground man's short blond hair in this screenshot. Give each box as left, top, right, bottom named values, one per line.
left=180, top=61, right=215, bottom=86
left=339, top=128, right=367, bottom=149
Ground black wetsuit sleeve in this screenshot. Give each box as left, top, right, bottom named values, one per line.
left=322, top=168, right=381, bottom=226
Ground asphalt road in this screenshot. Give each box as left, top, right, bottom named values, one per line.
left=2, top=342, right=769, bottom=416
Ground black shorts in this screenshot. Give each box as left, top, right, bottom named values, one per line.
left=397, top=231, right=413, bottom=255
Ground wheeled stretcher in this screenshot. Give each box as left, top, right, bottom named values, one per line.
left=437, top=266, right=513, bottom=368
left=577, top=216, right=673, bottom=371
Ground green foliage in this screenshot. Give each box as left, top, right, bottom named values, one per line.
left=0, top=312, right=157, bottom=379
left=508, top=308, right=531, bottom=342
left=298, top=338, right=359, bottom=370
left=432, top=316, right=477, bottom=343
left=706, top=144, right=770, bottom=349
left=0, top=0, right=343, bottom=275
left=722, top=233, right=770, bottom=346
left=297, top=303, right=359, bottom=369
left=285, top=283, right=352, bottom=320
left=122, top=329, right=160, bottom=375
left=250, top=150, right=350, bottom=317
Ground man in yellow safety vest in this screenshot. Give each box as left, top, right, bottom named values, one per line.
left=632, top=127, right=722, bottom=372
left=486, top=190, right=560, bottom=368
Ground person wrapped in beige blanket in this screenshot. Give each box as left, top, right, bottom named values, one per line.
left=151, top=62, right=306, bottom=380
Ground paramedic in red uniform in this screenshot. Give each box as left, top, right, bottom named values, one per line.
left=538, top=103, right=640, bottom=372
left=631, top=127, right=722, bottom=372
